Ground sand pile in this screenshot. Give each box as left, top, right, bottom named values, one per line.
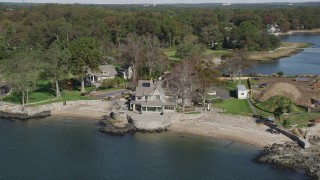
left=257, top=82, right=301, bottom=102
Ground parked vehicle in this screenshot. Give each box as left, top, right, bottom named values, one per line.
left=207, top=91, right=217, bottom=96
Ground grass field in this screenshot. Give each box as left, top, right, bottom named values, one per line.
left=212, top=98, right=252, bottom=116
left=250, top=96, right=320, bottom=127
left=163, top=48, right=181, bottom=61
left=3, top=84, right=95, bottom=106
left=163, top=48, right=229, bottom=61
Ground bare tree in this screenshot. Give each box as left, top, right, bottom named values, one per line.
left=166, top=59, right=194, bottom=111
left=194, top=60, right=220, bottom=105
left=143, top=35, right=161, bottom=77
left=122, top=33, right=144, bottom=83
left=220, top=49, right=250, bottom=83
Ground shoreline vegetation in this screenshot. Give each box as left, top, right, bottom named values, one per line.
left=248, top=42, right=312, bottom=61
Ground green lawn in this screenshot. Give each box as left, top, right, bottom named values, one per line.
left=250, top=97, right=320, bottom=127
left=163, top=48, right=229, bottom=61
left=212, top=98, right=252, bottom=116
left=163, top=48, right=181, bottom=61
left=3, top=86, right=95, bottom=106
left=203, top=49, right=229, bottom=56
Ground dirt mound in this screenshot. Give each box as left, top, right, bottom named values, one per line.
left=257, top=82, right=301, bottom=102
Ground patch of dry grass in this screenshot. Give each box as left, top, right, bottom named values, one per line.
left=249, top=42, right=312, bottom=61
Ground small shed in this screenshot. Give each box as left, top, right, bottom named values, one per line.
left=236, top=85, right=248, bottom=99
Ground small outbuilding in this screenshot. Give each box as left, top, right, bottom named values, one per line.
left=236, top=85, right=248, bottom=99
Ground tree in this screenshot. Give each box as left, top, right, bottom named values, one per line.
left=2, top=50, right=42, bottom=106
left=194, top=60, right=220, bottom=105
left=69, top=37, right=102, bottom=92
left=201, top=25, right=222, bottom=49
left=122, top=33, right=144, bottom=83
left=220, top=49, right=250, bottom=82
left=142, top=35, right=167, bottom=77
left=166, top=59, right=194, bottom=111
left=264, top=95, right=293, bottom=121
left=176, top=35, right=205, bottom=60
left=44, top=40, right=71, bottom=97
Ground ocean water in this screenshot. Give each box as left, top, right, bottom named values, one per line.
left=0, top=117, right=306, bottom=179
left=246, top=34, right=320, bottom=75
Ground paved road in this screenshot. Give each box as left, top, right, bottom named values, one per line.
left=215, top=90, right=231, bottom=99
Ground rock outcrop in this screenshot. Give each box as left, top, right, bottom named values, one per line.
left=256, top=127, right=320, bottom=179
left=99, top=111, right=173, bottom=135
left=99, top=112, right=136, bottom=136
left=0, top=110, right=50, bottom=120
left=0, top=100, right=107, bottom=120
left=130, top=116, right=171, bottom=132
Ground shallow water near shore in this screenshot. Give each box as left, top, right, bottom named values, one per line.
left=246, top=34, right=320, bottom=75
left=0, top=117, right=307, bottom=179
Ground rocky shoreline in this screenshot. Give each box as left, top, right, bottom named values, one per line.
left=256, top=126, right=320, bottom=179
left=99, top=111, right=171, bottom=136
left=0, top=110, right=51, bottom=120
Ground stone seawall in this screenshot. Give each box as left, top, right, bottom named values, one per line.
left=0, top=100, right=107, bottom=120
left=264, top=121, right=310, bottom=149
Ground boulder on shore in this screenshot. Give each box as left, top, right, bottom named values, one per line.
left=256, top=137, right=320, bottom=179
left=99, top=112, right=136, bottom=136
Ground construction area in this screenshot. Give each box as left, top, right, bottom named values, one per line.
left=251, top=76, right=320, bottom=109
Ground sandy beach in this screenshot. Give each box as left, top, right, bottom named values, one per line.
left=50, top=102, right=291, bottom=147
left=51, top=103, right=111, bottom=120
left=169, top=113, right=291, bottom=147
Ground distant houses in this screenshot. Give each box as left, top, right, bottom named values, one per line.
left=130, top=80, right=176, bottom=113
left=267, top=24, right=281, bottom=33
left=236, top=85, right=248, bottom=99
left=87, top=65, right=118, bottom=84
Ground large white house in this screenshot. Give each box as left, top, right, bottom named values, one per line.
left=130, top=80, right=176, bottom=113
left=236, top=85, right=248, bottom=99
left=87, top=65, right=117, bottom=84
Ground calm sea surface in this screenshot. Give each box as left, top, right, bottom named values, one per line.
left=0, top=117, right=306, bottom=180
left=246, top=34, right=320, bottom=75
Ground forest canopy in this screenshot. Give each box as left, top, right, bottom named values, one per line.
left=0, top=3, right=319, bottom=55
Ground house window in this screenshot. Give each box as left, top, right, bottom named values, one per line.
left=137, top=97, right=142, bottom=100
left=145, top=96, right=148, bottom=100
left=241, top=93, right=244, bottom=95
left=155, top=95, right=160, bottom=99
left=147, top=107, right=157, bottom=111
left=142, top=83, right=151, bottom=87
left=102, top=71, right=109, bottom=75
left=165, top=106, right=174, bottom=110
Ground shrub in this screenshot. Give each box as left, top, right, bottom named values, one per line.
left=283, top=119, right=292, bottom=129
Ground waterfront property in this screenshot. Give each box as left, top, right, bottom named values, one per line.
left=236, top=85, right=248, bottom=99
left=130, top=80, right=176, bottom=113
left=87, top=65, right=117, bottom=84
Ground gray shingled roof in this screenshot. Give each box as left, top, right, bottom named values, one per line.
left=135, top=80, right=168, bottom=97
left=88, top=65, right=117, bottom=77
left=237, top=85, right=247, bottom=91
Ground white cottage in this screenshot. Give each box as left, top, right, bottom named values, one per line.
left=130, top=80, right=176, bottom=113
left=236, top=85, right=248, bottom=99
